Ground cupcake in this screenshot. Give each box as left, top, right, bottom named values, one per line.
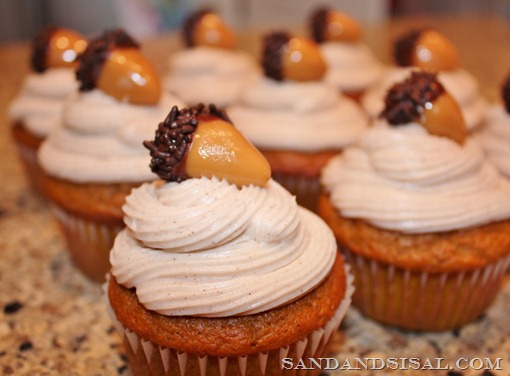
left=9, top=27, right=87, bottom=194
left=228, top=31, right=368, bottom=210
left=163, top=9, right=261, bottom=107
left=37, top=29, right=184, bottom=282
left=319, top=71, right=510, bottom=331
left=476, top=73, right=510, bottom=179
left=361, top=28, right=487, bottom=131
left=309, top=7, right=386, bottom=101
left=104, top=104, right=354, bottom=376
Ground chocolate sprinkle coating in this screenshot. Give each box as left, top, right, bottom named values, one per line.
left=501, top=74, right=510, bottom=113
left=75, top=29, right=139, bottom=92
left=262, top=31, right=291, bottom=81
left=394, top=29, right=424, bottom=67
left=380, top=71, right=445, bottom=125
left=143, top=104, right=231, bottom=182
left=182, top=9, right=212, bottom=48
left=31, top=26, right=58, bottom=73
left=310, top=7, right=329, bottom=43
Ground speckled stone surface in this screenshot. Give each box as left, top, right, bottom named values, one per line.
left=0, top=15, right=509, bottom=376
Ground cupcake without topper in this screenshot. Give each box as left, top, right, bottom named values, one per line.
left=76, top=29, right=161, bottom=105
left=143, top=104, right=271, bottom=188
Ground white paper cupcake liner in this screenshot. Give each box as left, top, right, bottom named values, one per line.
left=50, top=204, right=124, bottom=282
left=343, top=249, right=510, bottom=331
left=272, top=173, right=320, bottom=212
left=103, top=265, right=354, bottom=376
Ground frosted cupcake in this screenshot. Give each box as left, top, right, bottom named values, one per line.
left=309, top=7, right=386, bottom=101
left=228, top=31, right=368, bottom=210
left=319, top=71, right=510, bottom=331
left=38, top=29, right=184, bottom=282
left=361, top=28, right=487, bottom=131
left=163, top=9, right=260, bottom=107
left=9, top=27, right=87, bottom=194
left=476, top=73, right=510, bottom=178
left=105, top=104, right=353, bottom=376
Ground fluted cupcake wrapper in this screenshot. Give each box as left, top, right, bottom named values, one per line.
left=272, top=174, right=320, bottom=213
left=343, top=248, right=510, bottom=331
left=50, top=204, right=124, bottom=282
left=102, top=266, right=354, bottom=376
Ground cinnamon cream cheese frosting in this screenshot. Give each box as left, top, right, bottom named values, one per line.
left=9, top=68, right=78, bottom=137
left=38, top=90, right=184, bottom=183
left=228, top=78, right=368, bottom=151
left=477, top=106, right=510, bottom=178
left=321, top=121, right=510, bottom=233
left=110, top=177, right=337, bottom=317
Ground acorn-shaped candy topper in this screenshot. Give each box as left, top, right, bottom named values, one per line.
left=76, top=29, right=161, bottom=105
left=182, top=9, right=236, bottom=50
left=501, top=74, right=510, bottom=113
left=143, top=104, right=271, bottom=188
left=262, top=31, right=327, bottom=82
left=394, top=28, right=460, bottom=72
left=32, top=26, right=87, bottom=73
left=381, top=71, right=467, bottom=144
left=310, top=7, right=362, bottom=43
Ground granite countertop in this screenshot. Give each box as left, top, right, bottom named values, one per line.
left=0, top=15, right=509, bottom=376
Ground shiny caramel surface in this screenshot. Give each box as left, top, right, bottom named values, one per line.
left=193, top=13, right=237, bottom=49
left=282, top=37, right=327, bottom=81
left=324, top=11, right=362, bottom=42
left=422, top=92, right=468, bottom=144
left=411, top=30, right=461, bottom=71
left=46, top=28, right=87, bottom=69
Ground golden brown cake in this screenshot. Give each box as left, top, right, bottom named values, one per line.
left=319, top=71, right=510, bottom=331
left=105, top=104, right=354, bottom=375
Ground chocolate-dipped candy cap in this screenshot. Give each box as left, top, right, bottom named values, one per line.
left=182, top=9, right=236, bottom=49
left=310, top=7, right=362, bottom=43
left=394, top=29, right=460, bottom=71
left=262, top=31, right=326, bottom=82
left=502, top=74, right=510, bottom=113
left=32, top=27, right=87, bottom=72
left=381, top=71, right=467, bottom=144
left=144, top=104, right=271, bottom=188
left=76, top=29, right=161, bottom=105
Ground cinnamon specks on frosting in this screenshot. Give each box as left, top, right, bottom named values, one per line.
left=75, top=29, right=139, bottom=92
left=262, top=31, right=290, bottom=81
left=380, top=71, right=445, bottom=125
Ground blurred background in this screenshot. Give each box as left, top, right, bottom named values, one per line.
left=1, top=0, right=510, bottom=44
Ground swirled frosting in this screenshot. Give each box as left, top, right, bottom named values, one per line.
left=9, top=68, right=78, bottom=137
left=321, top=121, right=510, bottom=233
left=38, top=89, right=184, bottom=183
left=227, top=78, right=368, bottom=151
left=110, top=177, right=337, bottom=317
left=476, top=104, right=510, bottom=178
left=320, top=42, right=386, bottom=93
left=163, top=47, right=261, bottom=107
left=361, top=67, right=487, bottom=131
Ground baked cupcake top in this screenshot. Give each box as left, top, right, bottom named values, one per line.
left=322, top=71, right=510, bottom=233
left=361, top=28, right=487, bottom=130
left=309, top=7, right=385, bottom=93
left=38, top=29, right=184, bottom=183
left=227, top=30, right=368, bottom=152
left=476, top=73, right=510, bottom=178
left=9, top=27, right=87, bottom=136
left=164, top=9, right=260, bottom=107
left=110, top=104, right=337, bottom=317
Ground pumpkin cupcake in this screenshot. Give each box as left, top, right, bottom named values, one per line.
left=105, top=104, right=354, bottom=376
left=9, top=26, right=87, bottom=194
left=37, top=29, right=184, bottom=282
left=361, top=28, right=487, bottom=131
left=476, top=72, right=510, bottom=179
left=319, top=71, right=510, bottom=331
left=163, top=9, right=261, bottom=107
left=228, top=31, right=368, bottom=211
left=309, top=7, right=386, bottom=101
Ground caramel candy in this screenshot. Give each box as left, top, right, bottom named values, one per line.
left=46, top=28, right=87, bottom=69
left=282, top=37, right=327, bottom=81
left=422, top=92, right=467, bottom=144
left=193, top=12, right=236, bottom=49
left=144, top=105, right=271, bottom=188
left=187, top=119, right=271, bottom=188
left=97, top=48, right=161, bottom=105
left=323, top=11, right=362, bottom=42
